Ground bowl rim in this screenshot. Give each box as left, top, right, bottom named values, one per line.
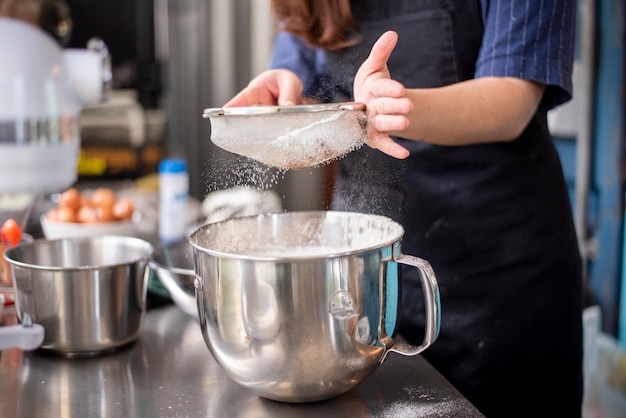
left=4, top=235, right=153, bottom=271
left=188, top=210, right=404, bottom=261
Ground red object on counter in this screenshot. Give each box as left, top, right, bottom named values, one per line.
left=0, top=218, right=22, bottom=289
left=1, top=219, right=21, bottom=247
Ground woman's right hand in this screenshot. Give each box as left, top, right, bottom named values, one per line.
left=223, top=69, right=304, bottom=107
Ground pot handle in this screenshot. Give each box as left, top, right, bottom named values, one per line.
left=378, top=254, right=440, bottom=363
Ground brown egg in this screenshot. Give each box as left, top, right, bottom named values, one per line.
left=78, top=194, right=88, bottom=208
left=46, top=209, right=59, bottom=221
left=96, top=204, right=116, bottom=222
left=76, top=205, right=99, bottom=223
left=53, top=206, right=77, bottom=223
left=58, top=188, right=81, bottom=212
left=90, top=188, right=117, bottom=212
left=113, top=198, right=135, bottom=220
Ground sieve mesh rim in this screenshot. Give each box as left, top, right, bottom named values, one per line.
left=202, top=102, right=369, bottom=170
left=202, top=102, right=366, bottom=118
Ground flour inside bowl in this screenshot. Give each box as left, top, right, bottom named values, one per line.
left=240, top=245, right=349, bottom=258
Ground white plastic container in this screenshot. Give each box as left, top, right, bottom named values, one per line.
left=158, top=158, right=189, bottom=243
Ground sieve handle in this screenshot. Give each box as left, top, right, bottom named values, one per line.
left=337, top=102, right=366, bottom=111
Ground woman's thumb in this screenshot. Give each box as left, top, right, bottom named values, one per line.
left=362, top=31, right=398, bottom=76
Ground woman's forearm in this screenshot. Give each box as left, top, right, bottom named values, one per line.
left=396, top=77, right=546, bottom=146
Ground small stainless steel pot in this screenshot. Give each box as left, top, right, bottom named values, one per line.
left=190, top=211, right=440, bottom=402
left=2, top=236, right=153, bottom=356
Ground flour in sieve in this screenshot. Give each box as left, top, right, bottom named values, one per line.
left=215, top=111, right=367, bottom=170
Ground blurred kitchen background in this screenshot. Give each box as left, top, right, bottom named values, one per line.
left=18, top=0, right=626, bottom=350
left=0, top=0, right=625, bottom=414
left=64, top=0, right=333, bottom=213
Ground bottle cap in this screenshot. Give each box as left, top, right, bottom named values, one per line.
left=159, top=158, right=187, bottom=173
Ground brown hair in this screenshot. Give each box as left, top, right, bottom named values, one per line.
left=271, top=0, right=357, bottom=50
left=0, top=0, right=41, bottom=25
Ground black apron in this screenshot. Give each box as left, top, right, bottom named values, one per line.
left=325, top=1, right=584, bottom=416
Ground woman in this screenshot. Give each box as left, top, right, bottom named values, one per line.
left=226, top=1, right=583, bottom=416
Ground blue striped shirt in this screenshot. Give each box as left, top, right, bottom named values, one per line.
left=477, top=0, right=576, bottom=108
left=270, top=0, right=576, bottom=109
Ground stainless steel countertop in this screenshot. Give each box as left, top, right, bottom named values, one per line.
left=0, top=304, right=484, bottom=417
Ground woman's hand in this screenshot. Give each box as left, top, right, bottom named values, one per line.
left=355, top=31, right=546, bottom=153
left=354, top=31, right=413, bottom=159
left=224, top=69, right=304, bottom=107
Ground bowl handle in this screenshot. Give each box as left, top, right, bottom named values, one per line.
left=378, top=254, right=441, bottom=363
left=0, top=314, right=45, bottom=351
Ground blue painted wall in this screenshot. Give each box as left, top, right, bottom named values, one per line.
left=555, top=0, right=624, bottom=339
left=590, top=0, right=623, bottom=338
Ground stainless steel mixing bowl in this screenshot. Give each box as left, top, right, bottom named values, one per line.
left=190, top=211, right=440, bottom=403
left=3, top=235, right=153, bottom=356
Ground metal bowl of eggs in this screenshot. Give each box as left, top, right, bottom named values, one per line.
left=40, top=187, right=138, bottom=239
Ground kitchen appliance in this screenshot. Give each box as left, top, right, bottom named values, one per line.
left=203, top=103, right=368, bottom=170
left=1, top=236, right=153, bottom=355
left=0, top=16, right=111, bottom=349
left=190, top=210, right=440, bottom=402
left=0, top=17, right=111, bottom=195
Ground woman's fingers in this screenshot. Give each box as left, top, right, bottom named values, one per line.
left=353, top=31, right=414, bottom=159
left=373, top=95, right=414, bottom=115
left=373, top=113, right=411, bottom=132
left=371, top=78, right=406, bottom=99
left=358, top=31, right=398, bottom=81
left=274, top=70, right=304, bottom=105
left=368, top=131, right=410, bottom=159
left=224, top=69, right=303, bottom=107
left=224, top=89, right=260, bottom=107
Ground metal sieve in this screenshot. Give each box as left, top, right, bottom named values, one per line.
left=202, top=102, right=368, bottom=170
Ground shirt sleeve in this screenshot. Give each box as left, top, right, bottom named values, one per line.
left=269, top=31, right=335, bottom=102
left=476, top=0, right=577, bottom=109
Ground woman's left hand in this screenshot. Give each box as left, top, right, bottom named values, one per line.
left=224, top=69, right=304, bottom=107
left=354, top=31, right=414, bottom=159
